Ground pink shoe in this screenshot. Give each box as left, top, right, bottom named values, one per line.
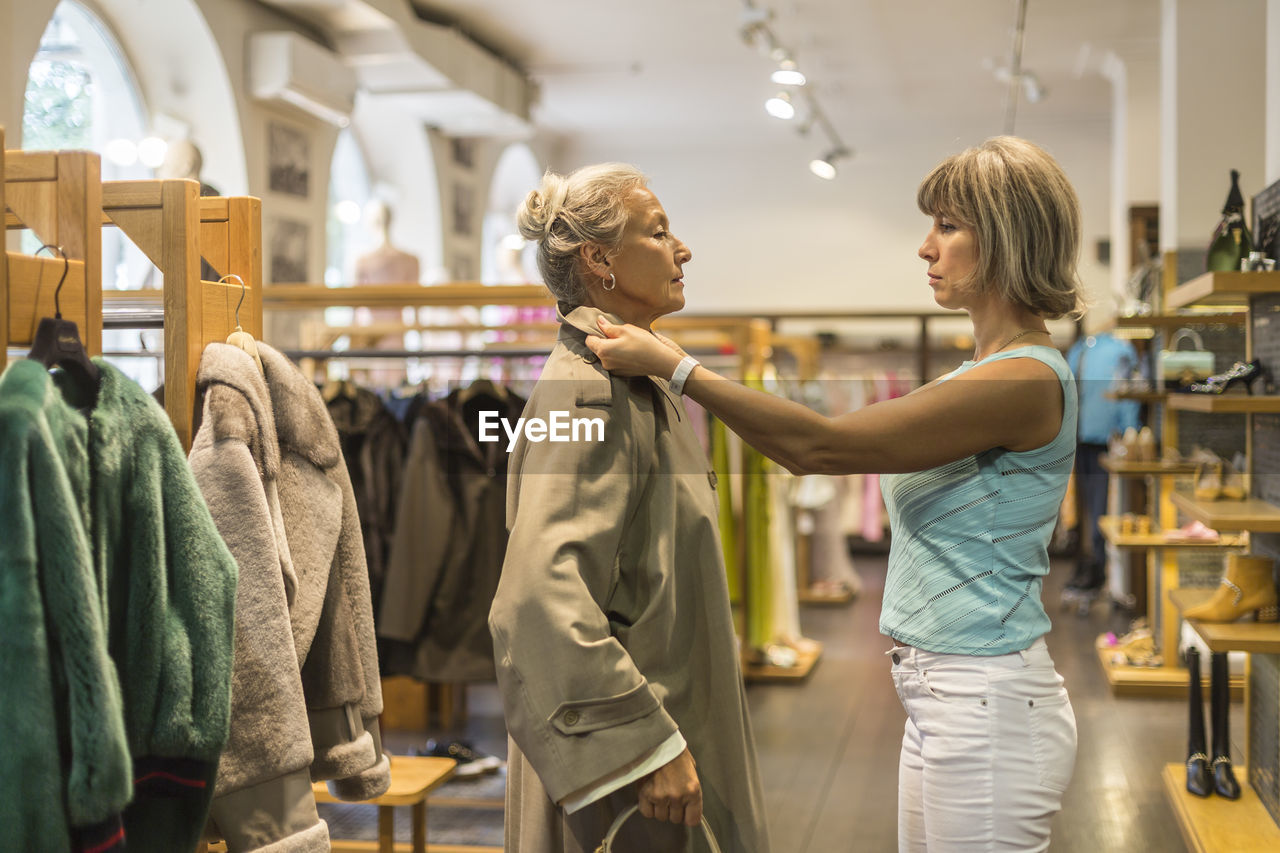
left=1164, top=520, right=1220, bottom=543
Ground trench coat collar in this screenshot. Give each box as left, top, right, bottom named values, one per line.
left=555, top=303, right=682, bottom=414
left=556, top=303, right=622, bottom=347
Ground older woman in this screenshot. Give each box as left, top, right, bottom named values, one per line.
left=489, top=163, right=770, bottom=852
left=588, top=137, right=1086, bottom=851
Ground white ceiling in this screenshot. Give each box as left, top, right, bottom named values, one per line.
left=408, top=0, right=1162, bottom=154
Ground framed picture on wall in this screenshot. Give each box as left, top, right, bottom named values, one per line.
left=268, top=121, right=310, bottom=198
left=270, top=218, right=309, bottom=283
left=453, top=182, right=474, bottom=236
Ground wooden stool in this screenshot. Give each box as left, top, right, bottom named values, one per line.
left=313, top=754, right=456, bottom=853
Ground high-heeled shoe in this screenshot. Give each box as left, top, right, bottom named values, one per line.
left=1220, top=459, right=1246, bottom=500
left=1194, top=461, right=1223, bottom=501
left=1185, top=646, right=1212, bottom=797
left=1183, top=554, right=1279, bottom=623
left=1188, top=359, right=1269, bottom=395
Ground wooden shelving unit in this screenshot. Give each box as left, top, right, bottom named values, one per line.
left=1167, top=394, right=1280, bottom=414
left=1170, top=490, right=1280, bottom=533
left=1171, top=589, right=1280, bottom=654
left=1165, top=270, right=1280, bottom=311
left=1163, top=764, right=1280, bottom=852
left=1098, top=516, right=1247, bottom=551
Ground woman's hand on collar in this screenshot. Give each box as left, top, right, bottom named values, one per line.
left=586, top=317, right=686, bottom=379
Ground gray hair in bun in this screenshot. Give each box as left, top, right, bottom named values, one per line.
left=516, top=163, right=647, bottom=306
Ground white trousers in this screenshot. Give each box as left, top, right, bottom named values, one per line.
left=889, top=638, right=1077, bottom=852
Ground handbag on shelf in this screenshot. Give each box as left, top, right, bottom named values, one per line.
left=594, top=804, right=723, bottom=853
left=1160, top=328, right=1216, bottom=391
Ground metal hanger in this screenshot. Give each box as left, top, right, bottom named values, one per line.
left=27, top=243, right=101, bottom=396
left=220, top=274, right=264, bottom=375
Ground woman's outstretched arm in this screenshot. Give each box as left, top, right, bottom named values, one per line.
left=586, top=317, right=1064, bottom=476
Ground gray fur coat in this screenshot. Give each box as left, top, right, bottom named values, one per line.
left=189, top=343, right=390, bottom=851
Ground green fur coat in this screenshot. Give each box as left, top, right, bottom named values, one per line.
left=0, top=358, right=237, bottom=853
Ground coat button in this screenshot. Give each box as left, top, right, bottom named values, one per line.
left=563, top=710, right=581, bottom=726
left=584, top=354, right=598, bottom=364
left=891, top=653, right=901, bottom=665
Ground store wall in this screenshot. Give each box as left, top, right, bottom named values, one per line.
left=561, top=114, right=1114, bottom=322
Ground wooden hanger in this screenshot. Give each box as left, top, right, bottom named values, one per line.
left=221, top=274, right=264, bottom=375
left=26, top=244, right=100, bottom=398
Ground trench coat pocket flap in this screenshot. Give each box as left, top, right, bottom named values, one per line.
left=575, top=380, right=613, bottom=409
left=549, top=683, right=659, bottom=735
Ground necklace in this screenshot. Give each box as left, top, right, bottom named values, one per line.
left=978, top=328, right=1044, bottom=360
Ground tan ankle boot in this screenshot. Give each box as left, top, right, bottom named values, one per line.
left=1183, top=555, right=1279, bottom=623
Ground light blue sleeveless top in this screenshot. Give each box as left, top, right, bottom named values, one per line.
left=879, top=346, right=1078, bottom=655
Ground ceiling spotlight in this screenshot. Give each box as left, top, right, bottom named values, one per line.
left=765, top=91, right=796, bottom=120
left=809, top=157, right=837, bottom=180
left=809, top=148, right=851, bottom=180
left=771, top=59, right=807, bottom=86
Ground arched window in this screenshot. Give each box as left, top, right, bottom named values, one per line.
left=325, top=128, right=373, bottom=287
left=482, top=143, right=542, bottom=285
left=23, top=1, right=151, bottom=292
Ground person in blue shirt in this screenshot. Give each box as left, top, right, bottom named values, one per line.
left=588, top=136, right=1085, bottom=851
left=1065, top=330, right=1142, bottom=597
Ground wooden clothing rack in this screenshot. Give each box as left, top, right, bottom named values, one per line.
left=101, top=180, right=263, bottom=449
left=3, top=139, right=102, bottom=362
left=3, top=131, right=264, bottom=450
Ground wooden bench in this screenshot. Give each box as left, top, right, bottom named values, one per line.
left=312, top=754, right=457, bottom=853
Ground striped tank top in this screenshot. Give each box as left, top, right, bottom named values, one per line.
left=879, top=346, right=1078, bottom=655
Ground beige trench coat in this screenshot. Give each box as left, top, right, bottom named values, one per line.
left=490, top=305, right=770, bottom=853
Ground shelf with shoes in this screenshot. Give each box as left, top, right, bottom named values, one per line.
left=1164, top=270, right=1280, bottom=311
left=1171, top=588, right=1280, bottom=654
left=1167, top=394, right=1280, bottom=414
left=1171, top=489, right=1280, bottom=533
left=1163, top=763, right=1280, bottom=852
left=1098, top=516, right=1248, bottom=550
left=1094, top=645, right=1243, bottom=700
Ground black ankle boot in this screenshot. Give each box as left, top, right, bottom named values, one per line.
left=1185, top=647, right=1212, bottom=797
left=1210, top=652, right=1241, bottom=799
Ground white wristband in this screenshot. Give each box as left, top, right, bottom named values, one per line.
left=668, top=355, right=700, bottom=395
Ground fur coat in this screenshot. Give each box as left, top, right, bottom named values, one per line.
left=189, top=343, right=390, bottom=852
left=0, top=358, right=238, bottom=853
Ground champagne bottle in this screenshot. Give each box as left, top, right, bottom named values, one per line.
left=1206, top=169, right=1253, bottom=272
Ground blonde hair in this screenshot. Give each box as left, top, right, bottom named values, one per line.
left=516, top=163, right=648, bottom=306
left=917, top=136, right=1087, bottom=320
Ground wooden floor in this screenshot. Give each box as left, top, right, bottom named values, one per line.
left=395, top=554, right=1247, bottom=851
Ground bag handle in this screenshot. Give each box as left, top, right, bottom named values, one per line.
left=595, top=804, right=723, bottom=853
left=1168, top=328, right=1206, bottom=352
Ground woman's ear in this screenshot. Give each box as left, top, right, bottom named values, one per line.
left=578, top=242, right=610, bottom=279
